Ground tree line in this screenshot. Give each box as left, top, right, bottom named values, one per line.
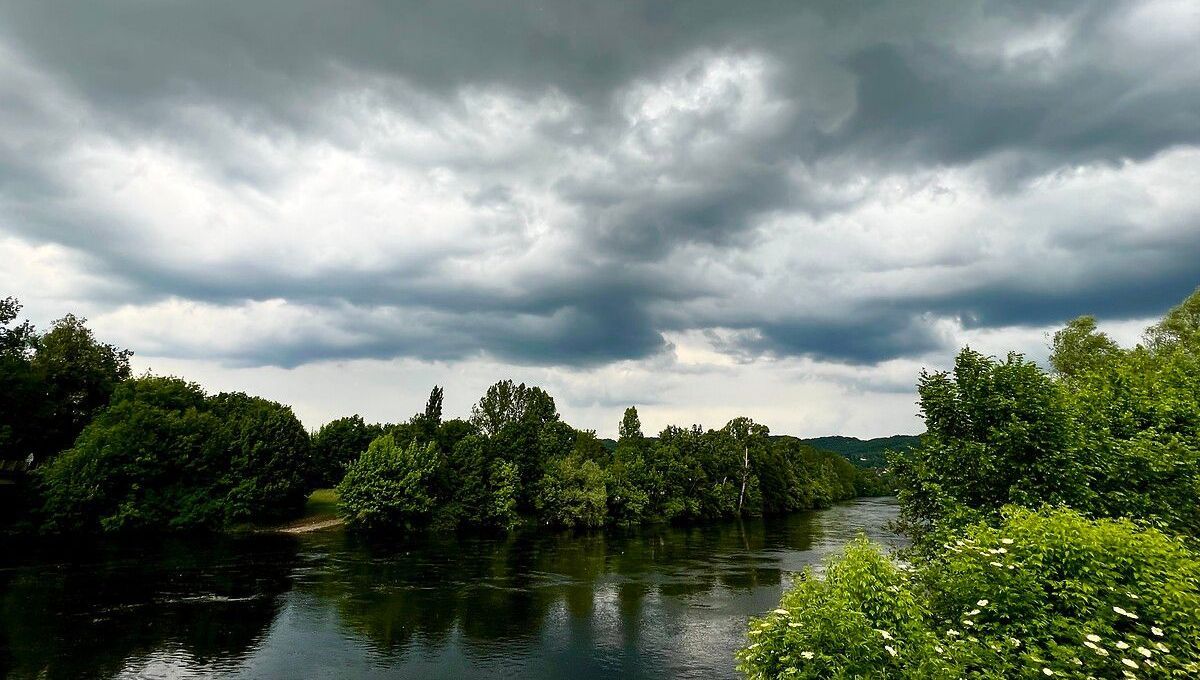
left=739, top=287, right=1200, bottom=679
left=0, top=295, right=886, bottom=535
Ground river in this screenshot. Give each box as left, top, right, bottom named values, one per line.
left=0, top=497, right=902, bottom=679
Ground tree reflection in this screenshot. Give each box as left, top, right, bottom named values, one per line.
left=0, top=534, right=296, bottom=680
left=296, top=512, right=822, bottom=658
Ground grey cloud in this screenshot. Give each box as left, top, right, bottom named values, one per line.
left=1, top=0, right=1198, bottom=369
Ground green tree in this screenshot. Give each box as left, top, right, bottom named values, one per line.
left=1050, top=315, right=1118, bottom=378
left=310, top=415, right=385, bottom=487
left=39, top=377, right=222, bottom=532
left=892, top=349, right=1085, bottom=542
left=1145, top=286, right=1200, bottom=351
left=28, top=314, right=132, bottom=464
left=618, top=406, right=644, bottom=442
left=535, top=454, right=607, bottom=528
left=208, top=392, right=313, bottom=523
left=38, top=376, right=313, bottom=533
left=337, top=434, right=439, bottom=531
left=0, top=297, right=39, bottom=463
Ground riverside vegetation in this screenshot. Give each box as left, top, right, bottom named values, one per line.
left=0, top=295, right=887, bottom=536
left=739, top=287, right=1200, bottom=679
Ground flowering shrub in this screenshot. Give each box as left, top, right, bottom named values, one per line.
left=739, top=509, right=1200, bottom=679
left=738, top=537, right=955, bottom=679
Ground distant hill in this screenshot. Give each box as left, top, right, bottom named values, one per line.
left=798, top=434, right=921, bottom=468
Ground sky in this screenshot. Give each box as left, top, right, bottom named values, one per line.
left=1, top=1, right=1198, bottom=438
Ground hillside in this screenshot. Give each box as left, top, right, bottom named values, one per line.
left=799, top=434, right=921, bottom=468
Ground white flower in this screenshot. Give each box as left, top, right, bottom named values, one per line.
left=1000, top=538, right=1014, bottom=545
left=1008, top=637, right=1021, bottom=647
left=1136, top=646, right=1152, bottom=658
left=990, top=561, right=1003, bottom=567
left=968, top=609, right=981, bottom=616
left=885, top=645, right=896, bottom=657
left=1113, top=606, right=1139, bottom=619
left=946, top=629, right=960, bottom=637
left=1042, top=668, right=1054, bottom=676
left=801, top=651, right=814, bottom=660
left=976, top=599, right=989, bottom=607
left=1084, top=641, right=1098, bottom=650
left=934, top=646, right=944, bottom=654
left=1115, top=641, right=1130, bottom=650
left=1085, top=634, right=1101, bottom=643
left=773, top=608, right=790, bottom=616
left=876, top=629, right=893, bottom=640
left=1121, top=658, right=1139, bottom=669
left=1151, top=626, right=1163, bottom=637
left=1154, top=642, right=1169, bottom=653
left=789, top=622, right=801, bottom=628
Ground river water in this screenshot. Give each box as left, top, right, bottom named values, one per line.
left=0, top=497, right=902, bottom=679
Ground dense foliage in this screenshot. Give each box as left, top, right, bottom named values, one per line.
left=741, top=286, right=1200, bottom=679
left=38, top=376, right=312, bottom=532
left=0, top=300, right=131, bottom=467
left=800, top=435, right=920, bottom=469
left=893, top=291, right=1200, bottom=543
left=335, top=381, right=885, bottom=532
left=4, top=297, right=888, bottom=536
left=739, top=510, right=1200, bottom=679
left=310, top=415, right=387, bottom=487
left=336, top=435, right=439, bottom=531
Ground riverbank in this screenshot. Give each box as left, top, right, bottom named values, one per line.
left=262, top=489, right=344, bottom=534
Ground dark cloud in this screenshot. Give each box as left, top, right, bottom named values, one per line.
left=1, top=0, right=1198, bottom=369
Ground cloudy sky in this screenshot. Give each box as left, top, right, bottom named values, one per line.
left=2, top=1, right=1198, bottom=437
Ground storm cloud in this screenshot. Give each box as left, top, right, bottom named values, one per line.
left=2, top=0, right=1199, bottom=433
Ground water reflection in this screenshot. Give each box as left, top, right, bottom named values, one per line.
left=0, top=497, right=902, bottom=679
left=0, top=534, right=297, bottom=679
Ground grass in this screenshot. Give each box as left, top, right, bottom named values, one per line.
left=303, top=488, right=340, bottom=521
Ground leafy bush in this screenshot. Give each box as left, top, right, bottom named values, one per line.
left=739, top=509, right=1200, bottom=679
left=38, top=377, right=312, bottom=532
left=337, top=434, right=439, bottom=531
left=534, top=454, right=607, bottom=528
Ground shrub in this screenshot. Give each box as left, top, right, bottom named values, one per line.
left=534, top=454, right=607, bottom=528
left=337, top=434, right=438, bottom=531
left=739, top=509, right=1200, bottom=679
left=38, top=377, right=313, bottom=533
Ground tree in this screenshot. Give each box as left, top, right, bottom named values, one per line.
left=311, top=415, right=385, bottom=487
left=410, top=385, right=444, bottom=442
left=469, top=379, right=558, bottom=436
left=892, top=349, right=1085, bottom=542
left=337, top=434, right=439, bottom=531
left=39, top=377, right=222, bottom=532
left=535, top=454, right=607, bottom=529
left=723, top=416, right=769, bottom=514
left=1049, top=315, right=1118, bottom=378
left=208, top=392, right=313, bottom=523
left=1145, top=286, right=1200, bottom=351
left=618, top=406, right=643, bottom=442
left=39, top=376, right=312, bottom=533
left=0, top=297, right=39, bottom=463
left=29, top=314, right=132, bottom=463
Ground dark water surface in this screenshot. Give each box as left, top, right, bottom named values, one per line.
left=0, top=497, right=902, bottom=679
